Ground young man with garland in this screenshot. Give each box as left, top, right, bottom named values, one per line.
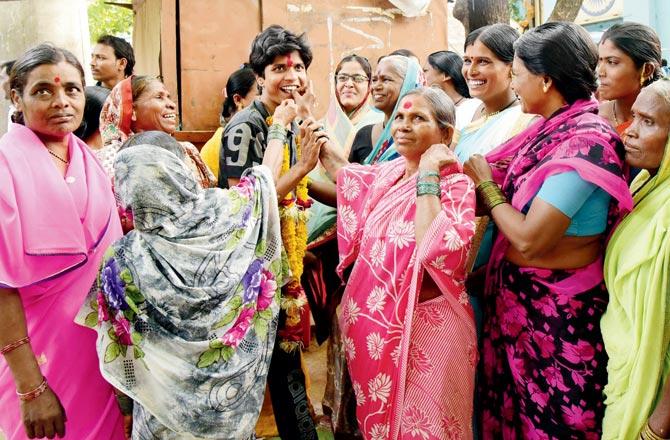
left=218, top=25, right=319, bottom=439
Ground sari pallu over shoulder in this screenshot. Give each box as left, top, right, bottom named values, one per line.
left=478, top=99, right=633, bottom=439
left=336, top=159, right=477, bottom=440
left=601, top=134, right=670, bottom=439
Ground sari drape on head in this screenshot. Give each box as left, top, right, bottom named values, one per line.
left=0, top=124, right=124, bottom=440
left=76, top=145, right=284, bottom=439
left=479, top=99, right=633, bottom=439
left=363, top=58, right=425, bottom=164
left=337, top=159, right=477, bottom=439
left=97, top=77, right=215, bottom=188
left=601, top=134, right=670, bottom=439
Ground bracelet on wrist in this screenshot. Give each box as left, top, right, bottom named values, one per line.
left=476, top=180, right=507, bottom=212
left=16, top=377, right=48, bottom=402
left=1, top=336, right=30, bottom=355
left=641, top=421, right=670, bottom=440
left=416, top=181, right=441, bottom=197
left=417, top=170, right=440, bottom=181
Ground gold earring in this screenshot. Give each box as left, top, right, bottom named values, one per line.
left=640, top=73, right=646, bottom=86
left=543, top=83, right=549, bottom=93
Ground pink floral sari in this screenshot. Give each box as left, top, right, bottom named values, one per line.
left=337, top=158, right=477, bottom=440
left=479, top=99, right=633, bottom=439
left=0, top=124, right=124, bottom=439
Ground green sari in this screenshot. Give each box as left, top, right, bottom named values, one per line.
left=602, top=134, right=670, bottom=439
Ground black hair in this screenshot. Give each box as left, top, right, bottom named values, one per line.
left=1, top=60, right=15, bottom=74
left=335, top=54, right=372, bottom=80
left=663, top=59, right=668, bottom=68
left=601, top=22, right=662, bottom=86
left=515, top=21, right=598, bottom=104
left=74, top=86, right=110, bottom=140
left=465, top=23, right=519, bottom=64
left=427, top=51, right=470, bottom=98
left=10, top=43, right=86, bottom=125
left=249, top=25, right=313, bottom=77
left=97, top=35, right=135, bottom=77
left=221, top=65, right=256, bottom=120
left=121, top=130, right=185, bottom=160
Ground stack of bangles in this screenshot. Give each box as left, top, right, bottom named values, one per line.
left=1, top=336, right=49, bottom=402
left=641, top=422, right=670, bottom=440
left=416, top=171, right=441, bottom=197
left=268, top=123, right=287, bottom=142
left=477, top=180, right=507, bottom=211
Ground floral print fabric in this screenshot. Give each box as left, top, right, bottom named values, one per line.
left=76, top=145, right=283, bottom=439
left=336, top=159, right=477, bottom=439
left=479, top=99, right=633, bottom=439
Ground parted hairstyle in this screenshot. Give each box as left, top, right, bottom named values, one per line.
left=130, top=75, right=162, bottom=101
left=465, top=23, right=520, bottom=64
left=401, top=87, right=456, bottom=131
left=222, top=65, right=256, bottom=121
left=335, top=54, right=372, bottom=81
left=601, top=22, right=663, bottom=86
left=249, top=25, right=313, bottom=77
left=427, top=51, right=471, bottom=99
left=97, top=35, right=135, bottom=77
left=9, top=43, right=86, bottom=125
left=515, top=21, right=598, bottom=104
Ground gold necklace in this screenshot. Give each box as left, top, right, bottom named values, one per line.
left=482, top=98, right=517, bottom=120
left=47, top=148, right=69, bottom=165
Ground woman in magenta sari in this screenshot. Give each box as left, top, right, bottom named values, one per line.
left=464, top=23, right=633, bottom=438
left=0, top=45, right=124, bottom=439
left=313, top=86, right=477, bottom=440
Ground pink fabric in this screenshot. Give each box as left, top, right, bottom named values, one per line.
left=0, top=124, right=124, bottom=439
left=337, top=158, right=477, bottom=440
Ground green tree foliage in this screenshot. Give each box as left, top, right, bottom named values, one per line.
left=88, top=0, right=133, bottom=44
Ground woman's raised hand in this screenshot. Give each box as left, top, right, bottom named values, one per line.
left=21, top=387, right=67, bottom=439
left=299, top=117, right=327, bottom=172
left=419, top=143, right=457, bottom=172
left=272, top=99, right=298, bottom=127
left=463, top=154, right=494, bottom=186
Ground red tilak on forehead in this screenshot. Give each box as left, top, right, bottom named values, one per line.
left=286, top=54, right=293, bottom=68
left=402, top=100, right=413, bottom=109
left=54, top=76, right=61, bottom=83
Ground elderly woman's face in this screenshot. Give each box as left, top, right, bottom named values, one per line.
left=623, top=87, right=670, bottom=172
left=12, top=61, right=85, bottom=139
left=132, top=80, right=178, bottom=134
left=371, top=59, right=404, bottom=115
left=391, top=94, right=446, bottom=161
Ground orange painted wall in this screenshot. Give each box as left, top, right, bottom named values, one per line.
left=171, top=0, right=450, bottom=131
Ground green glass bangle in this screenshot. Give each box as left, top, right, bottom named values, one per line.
left=418, top=170, right=440, bottom=181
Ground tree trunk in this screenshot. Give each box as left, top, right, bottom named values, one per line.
left=454, top=0, right=510, bottom=35
left=548, top=0, right=584, bottom=22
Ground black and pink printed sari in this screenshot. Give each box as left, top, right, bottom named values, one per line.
left=479, top=99, right=633, bottom=439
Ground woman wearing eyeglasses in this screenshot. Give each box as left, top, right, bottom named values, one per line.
left=303, top=54, right=382, bottom=437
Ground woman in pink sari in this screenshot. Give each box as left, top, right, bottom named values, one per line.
left=0, top=45, right=124, bottom=439
left=464, top=23, right=633, bottom=438
left=313, top=86, right=477, bottom=440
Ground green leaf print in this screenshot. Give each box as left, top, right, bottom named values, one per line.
left=119, top=268, right=133, bottom=284
left=197, top=348, right=221, bottom=368
left=108, top=327, right=118, bottom=342
left=131, top=332, right=142, bottom=345
left=133, top=346, right=145, bottom=359
left=209, top=339, right=224, bottom=349
left=104, top=342, right=121, bottom=363
left=221, top=345, right=235, bottom=362
left=125, top=284, right=145, bottom=304
left=84, top=312, right=98, bottom=328
left=254, top=319, right=268, bottom=342
left=255, top=239, right=267, bottom=257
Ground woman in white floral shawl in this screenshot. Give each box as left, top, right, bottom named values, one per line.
left=78, top=129, right=318, bottom=439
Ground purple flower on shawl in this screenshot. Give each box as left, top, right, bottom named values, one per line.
left=561, top=404, right=596, bottom=430
left=101, top=258, right=128, bottom=311
left=112, top=317, right=133, bottom=345
left=561, top=340, right=595, bottom=364
left=221, top=307, right=255, bottom=347
left=242, top=259, right=264, bottom=303
left=235, top=175, right=256, bottom=199
left=257, top=269, right=277, bottom=310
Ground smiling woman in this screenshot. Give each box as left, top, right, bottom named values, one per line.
left=96, top=75, right=215, bottom=193
left=0, top=43, right=124, bottom=440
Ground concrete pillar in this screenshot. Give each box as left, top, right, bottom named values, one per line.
left=0, top=0, right=91, bottom=137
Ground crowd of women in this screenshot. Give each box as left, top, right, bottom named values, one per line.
left=0, top=17, right=668, bottom=440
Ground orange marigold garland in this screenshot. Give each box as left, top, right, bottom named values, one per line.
left=267, top=116, right=312, bottom=352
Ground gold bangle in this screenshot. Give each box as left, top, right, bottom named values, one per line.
left=477, top=180, right=507, bottom=211
left=16, top=377, right=48, bottom=402
left=1, top=336, right=30, bottom=355
left=641, top=422, right=670, bottom=440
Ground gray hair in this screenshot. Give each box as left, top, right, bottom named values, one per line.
left=377, top=55, right=409, bottom=79
left=401, top=86, right=456, bottom=130
left=646, top=77, right=670, bottom=108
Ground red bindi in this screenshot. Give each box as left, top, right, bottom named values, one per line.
left=54, top=76, right=61, bottom=83
left=286, top=54, right=293, bottom=68
left=403, top=100, right=413, bottom=109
